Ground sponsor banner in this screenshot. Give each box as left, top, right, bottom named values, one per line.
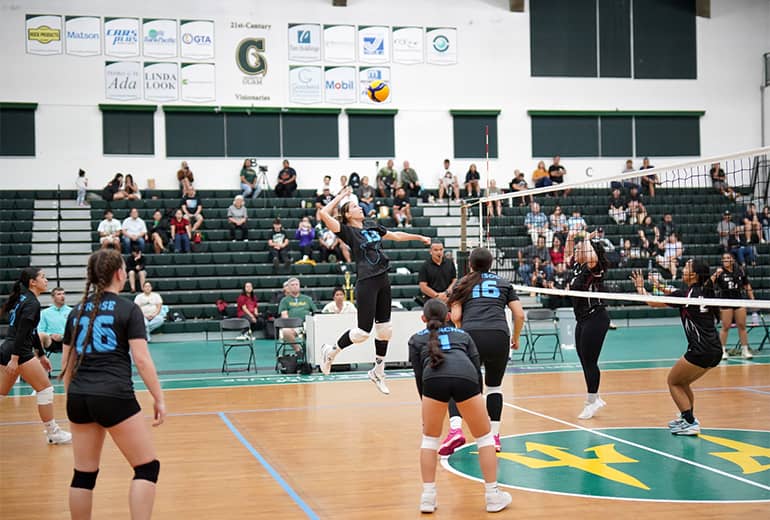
left=144, top=62, right=178, bottom=102
left=26, top=14, right=63, bottom=55
left=358, top=26, right=390, bottom=64
left=289, top=65, right=322, bottom=105
left=359, top=66, right=390, bottom=105
left=180, top=19, right=214, bottom=60
left=105, top=61, right=141, bottom=101
left=288, top=23, right=321, bottom=62
left=65, top=16, right=100, bottom=56
left=324, top=66, right=356, bottom=105
left=392, top=26, right=423, bottom=65
left=180, top=62, right=215, bottom=103
left=426, top=27, right=457, bottom=65
left=104, top=17, right=139, bottom=58
left=142, top=18, right=177, bottom=58
left=323, top=24, right=355, bottom=63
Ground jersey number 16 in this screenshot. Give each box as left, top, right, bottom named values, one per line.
left=472, top=280, right=500, bottom=299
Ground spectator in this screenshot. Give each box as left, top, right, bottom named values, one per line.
left=634, top=215, right=659, bottom=258
left=177, top=160, right=194, bottom=194
left=716, top=210, right=736, bottom=252
left=377, top=159, right=398, bottom=197
left=102, top=173, right=126, bottom=202
left=295, top=216, right=315, bottom=261
left=318, top=226, right=351, bottom=263
left=549, top=235, right=565, bottom=267
left=611, top=159, right=640, bottom=192
left=595, top=227, right=621, bottom=267
left=236, top=281, right=260, bottom=338
left=339, top=175, right=359, bottom=207
left=170, top=208, right=192, bottom=253
left=227, top=195, right=249, bottom=242
left=438, top=159, right=459, bottom=202
left=524, top=201, right=553, bottom=245
left=464, top=163, right=481, bottom=198
left=76, top=168, right=88, bottom=207
left=742, top=203, right=762, bottom=244
left=134, top=281, right=164, bottom=342
left=546, top=262, right=571, bottom=309
left=418, top=240, right=457, bottom=304
left=278, top=277, right=318, bottom=354
left=148, top=210, right=170, bottom=254
left=549, top=205, right=568, bottom=243
left=317, top=175, right=332, bottom=195
left=240, top=159, right=259, bottom=199
left=38, top=287, right=71, bottom=358
left=608, top=187, right=627, bottom=224
left=400, top=160, right=421, bottom=197
left=657, top=212, right=676, bottom=240
left=485, top=179, right=503, bottom=218
left=626, top=186, right=646, bottom=225
left=566, top=208, right=587, bottom=238
left=125, top=246, right=146, bottom=293
left=710, top=162, right=737, bottom=200
left=348, top=171, right=361, bottom=190
left=727, top=230, right=757, bottom=267
left=508, top=170, right=532, bottom=206
left=392, top=186, right=412, bottom=227
left=315, top=187, right=334, bottom=224
left=532, top=160, right=552, bottom=189
left=548, top=155, right=571, bottom=197
left=760, top=206, right=770, bottom=243
left=639, top=157, right=659, bottom=197
left=530, top=257, right=551, bottom=288
left=321, top=287, right=357, bottom=314
left=97, top=209, right=121, bottom=250
left=275, top=159, right=298, bottom=198
left=518, top=235, right=552, bottom=286
left=268, top=218, right=291, bottom=270
left=124, top=174, right=141, bottom=200
left=181, top=187, right=204, bottom=232
left=657, top=232, right=683, bottom=280
left=121, top=207, right=147, bottom=253
left=357, top=176, right=377, bottom=217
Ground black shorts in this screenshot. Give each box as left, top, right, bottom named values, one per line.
left=67, top=394, right=142, bottom=428
left=423, top=377, right=481, bottom=403
left=0, top=341, right=35, bottom=366
left=684, top=349, right=723, bottom=369
left=466, top=329, right=510, bottom=388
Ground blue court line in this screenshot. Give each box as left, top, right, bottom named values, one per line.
left=739, top=387, right=770, bottom=396
left=217, top=412, right=320, bottom=520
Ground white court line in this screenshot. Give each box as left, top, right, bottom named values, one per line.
left=503, top=401, right=770, bottom=493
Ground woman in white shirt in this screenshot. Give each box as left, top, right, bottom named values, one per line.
left=657, top=232, right=683, bottom=280
left=321, top=287, right=357, bottom=314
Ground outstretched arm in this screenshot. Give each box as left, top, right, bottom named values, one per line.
left=319, top=187, right=351, bottom=234
left=630, top=270, right=668, bottom=307
left=383, top=230, right=431, bottom=246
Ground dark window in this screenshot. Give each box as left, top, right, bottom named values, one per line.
left=633, top=0, right=696, bottom=79
left=452, top=113, right=499, bottom=159
left=281, top=112, right=339, bottom=158
left=0, top=106, right=35, bottom=156
left=635, top=116, right=700, bottom=156
left=530, top=0, right=597, bottom=77
left=225, top=112, right=281, bottom=158
left=165, top=111, right=225, bottom=157
left=600, top=116, right=632, bottom=157
left=102, top=110, right=154, bottom=155
left=598, top=0, right=631, bottom=78
left=531, top=116, right=599, bottom=157
left=348, top=112, right=395, bottom=158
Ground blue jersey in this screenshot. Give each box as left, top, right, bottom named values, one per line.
left=408, top=326, right=481, bottom=397
left=459, top=272, right=518, bottom=332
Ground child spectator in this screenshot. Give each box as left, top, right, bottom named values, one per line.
left=170, top=208, right=191, bottom=253
left=76, top=168, right=88, bottom=206
left=295, top=217, right=315, bottom=261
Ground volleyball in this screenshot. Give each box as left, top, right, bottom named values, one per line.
left=367, top=80, right=390, bottom=102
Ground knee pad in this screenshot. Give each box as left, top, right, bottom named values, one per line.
left=421, top=435, right=440, bottom=450
left=37, top=386, right=54, bottom=406
left=476, top=431, right=495, bottom=448
left=71, top=469, right=99, bottom=490
left=349, top=327, right=371, bottom=343
left=133, top=459, right=160, bottom=483
left=485, top=385, right=503, bottom=397
left=374, top=322, right=393, bottom=341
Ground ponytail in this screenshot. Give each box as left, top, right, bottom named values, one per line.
left=448, top=247, right=494, bottom=306
left=2, top=267, right=41, bottom=316
left=422, top=299, right=449, bottom=368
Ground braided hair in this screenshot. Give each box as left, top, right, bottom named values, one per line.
left=424, top=299, right=449, bottom=368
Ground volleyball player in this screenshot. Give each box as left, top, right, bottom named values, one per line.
left=631, top=259, right=723, bottom=435
left=0, top=267, right=71, bottom=444
left=408, top=299, right=512, bottom=513
left=713, top=253, right=755, bottom=359
left=319, top=186, right=431, bottom=394
left=440, top=247, right=524, bottom=455
left=565, top=231, right=611, bottom=419
left=62, top=249, right=165, bottom=520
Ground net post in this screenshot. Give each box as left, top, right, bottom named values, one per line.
left=460, top=203, right=467, bottom=252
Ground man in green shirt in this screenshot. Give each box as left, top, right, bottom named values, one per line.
left=278, top=277, right=317, bottom=354
left=400, top=160, right=421, bottom=197
left=377, top=159, right=397, bottom=197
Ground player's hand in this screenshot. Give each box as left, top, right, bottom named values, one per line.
left=629, top=270, right=644, bottom=289
left=714, top=268, right=723, bottom=277
left=420, top=236, right=431, bottom=246
left=511, top=338, right=520, bottom=351
left=153, top=400, right=166, bottom=426
left=38, top=356, right=52, bottom=372
left=340, top=186, right=352, bottom=197
left=4, top=358, right=19, bottom=375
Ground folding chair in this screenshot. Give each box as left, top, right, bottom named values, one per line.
left=219, top=318, right=255, bottom=373
left=273, top=317, right=305, bottom=373
left=521, top=308, right=563, bottom=363
left=732, top=312, right=769, bottom=353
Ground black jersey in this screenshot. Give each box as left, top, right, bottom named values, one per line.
left=458, top=272, right=518, bottom=333
left=1, top=289, right=43, bottom=357
left=569, top=261, right=606, bottom=322
left=715, top=268, right=749, bottom=299
left=667, top=286, right=722, bottom=354
left=336, top=221, right=390, bottom=281
left=63, top=293, right=147, bottom=399
left=408, top=326, right=481, bottom=397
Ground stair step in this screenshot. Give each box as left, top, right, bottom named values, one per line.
left=436, top=228, right=461, bottom=237
left=34, top=231, right=92, bottom=242
left=421, top=206, right=463, bottom=217
left=30, top=254, right=91, bottom=266
left=34, top=209, right=91, bottom=220
left=31, top=243, right=92, bottom=254
left=33, top=220, right=91, bottom=231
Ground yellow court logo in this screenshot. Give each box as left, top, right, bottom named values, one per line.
left=28, top=25, right=61, bottom=44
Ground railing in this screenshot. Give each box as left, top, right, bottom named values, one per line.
left=55, top=183, right=62, bottom=286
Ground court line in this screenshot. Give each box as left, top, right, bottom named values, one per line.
left=503, top=401, right=770, bottom=493
left=218, top=412, right=320, bottom=520
left=738, top=387, right=770, bottom=396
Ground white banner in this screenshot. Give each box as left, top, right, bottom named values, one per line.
left=142, top=18, right=177, bottom=58
left=288, top=23, right=321, bottom=62
left=104, top=17, right=139, bottom=58
left=144, top=62, right=178, bottom=102
left=65, top=16, right=100, bottom=56
left=26, top=14, right=62, bottom=55
left=105, top=61, right=141, bottom=101
left=392, top=26, right=423, bottom=65
left=180, top=62, right=215, bottom=102
left=426, top=27, right=457, bottom=65
left=359, top=66, right=391, bottom=105
left=289, top=65, right=322, bottom=105
left=323, top=24, right=355, bottom=63
left=324, top=66, right=357, bottom=105
left=358, top=26, right=390, bottom=64
left=180, top=19, right=214, bottom=60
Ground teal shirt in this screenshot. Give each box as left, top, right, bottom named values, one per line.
left=39, top=304, right=73, bottom=335
left=278, top=294, right=317, bottom=321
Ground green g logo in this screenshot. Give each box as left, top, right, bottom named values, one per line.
left=236, top=38, right=267, bottom=76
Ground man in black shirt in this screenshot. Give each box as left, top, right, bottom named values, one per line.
left=275, top=159, right=297, bottom=198
left=181, top=188, right=204, bottom=232
left=418, top=241, right=457, bottom=305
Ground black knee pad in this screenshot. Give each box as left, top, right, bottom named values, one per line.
left=133, top=459, right=160, bottom=483
left=71, top=469, right=99, bottom=490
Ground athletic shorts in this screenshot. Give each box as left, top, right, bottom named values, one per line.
left=422, top=377, right=481, bottom=403
left=67, top=394, right=142, bottom=428
left=684, top=349, right=723, bottom=369
left=0, top=340, right=35, bottom=366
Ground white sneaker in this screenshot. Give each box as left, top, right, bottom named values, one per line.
left=320, top=343, right=337, bottom=376
left=577, top=398, right=606, bottom=420
left=368, top=368, right=390, bottom=395
left=741, top=346, right=754, bottom=359
left=671, top=419, right=700, bottom=436
left=485, top=489, right=512, bottom=513
left=668, top=414, right=683, bottom=428
left=46, top=425, right=72, bottom=445
left=235, top=334, right=248, bottom=341
left=722, top=349, right=729, bottom=360
left=420, top=492, right=437, bottom=513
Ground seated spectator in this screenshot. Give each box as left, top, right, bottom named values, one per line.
left=392, top=187, right=412, bottom=227
left=639, top=157, right=659, bottom=197
left=608, top=187, right=627, bottom=224
left=438, top=159, right=459, bottom=202
left=657, top=232, right=683, bottom=280
left=125, top=246, right=146, bottom=293
left=278, top=277, right=318, bottom=354
left=348, top=171, right=361, bottom=190
left=549, top=205, right=568, bottom=243
left=610, top=159, right=641, bottom=192
left=595, top=227, right=621, bottom=266
left=485, top=179, right=503, bottom=218
left=742, top=202, right=762, bottom=244
left=148, top=210, right=169, bottom=253
left=170, top=208, right=192, bottom=253
left=121, top=207, right=147, bottom=253
left=524, top=202, right=553, bottom=245
left=549, top=235, right=565, bottom=266
left=626, top=186, right=647, bottom=225
left=268, top=218, right=291, bottom=270
left=124, top=174, right=141, bottom=200
left=377, top=159, right=398, bottom=197
left=717, top=210, right=737, bottom=252
left=634, top=215, right=659, bottom=258
left=275, top=159, right=297, bottom=198
left=531, top=160, right=552, bottom=189
left=240, top=159, right=260, bottom=199
left=318, top=226, right=350, bottom=263
left=357, top=176, right=377, bottom=217
left=339, top=175, right=359, bottom=207
left=567, top=208, right=587, bottom=239
left=518, top=235, right=552, bottom=286
left=548, top=155, right=571, bottom=197
left=38, top=287, right=71, bottom=358
left=546, top=262, right=571, bottom=309
left=97, top=209, right=121, bottom=250
left=315, top=187, right=334, bottom=224
left=317, top=175, right=332, bottom=195
left=227, top=195, right=249, bottom=242
left=321, top=287, right=357, bottom=314
left=657, top=212, right=676, bottom=240
left=464, top=163, right=481, bottom=198
left=134, top=281, right=165, bottom=342
left=727, top=230, right=757, bottom=267
left=295, top=216, right=315, bottom=261
left=761, top=206, right=770, bottom=243
left=236, top=281, right=260, bottom=337
left=102, top=173, right=127, bottom=202
left=181, top=187, right=204, bottom=232
left=710, top=162, right=737, bottom=200
left=400, top=160, right=421, bottom=197
left=176, top=161, right=194, bottom=194
left=530, top=257, right=551, bottom=288
left=509, top=170, right=533, bottom=206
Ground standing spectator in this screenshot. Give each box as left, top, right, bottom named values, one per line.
left=102, top=173, right=126, bottom=202
left=608, top=188, right=627, bottom=225
left=531, top=160, right=551, bottom=189
left=236, top=282, right=260, bottom=338
left=438, top=159, right=459, bottom=202
left=742, top=203, right=762, bottom=244
left=295, top=216, right=315, bottom=261
left=549, top=205, right=568, bottom=243
left=639, top=157, right=659, bottom=197
left=392, top=187, right=412, bottom=227
left=97, top=209, right=121, bottom=250
left=322, top=287, right=357, bottom=314
left=38, top=287, right=72, bottom=359
left=400, top=160, right=421, bottom=197
left=134, top=281, right=164, bottom=342
left=657, top=212, right=677, bottom=240
left=148, top=210, right=169, bottom=254
left=170, top=208, right=191, bottom=253
left=485, top=179, right=503, bottom=218
left=121, top=207, right=147, bottom=254
left=377, top=159, right=398, bottom=197
left=268, top=218, right=291, bottom=270
left=317, top=175, right=332, bottom=195
left=275, top=159, right=297, bottom=198
left=548, top=155, right=571, bottom=197
left=124, top=174, right=141, bottom=200
left=315, top=187, right=334, bottom=224
left=278, top=278, right=318, bottom=354
left=524, top=202, right=553, bottom=245
left=518, top=235, right=552, bottom=285
left=318, top=226, right=350, bottom=263
left=418, top=241, right=457, bottom=304
left=181, top=187, right=204, bottom=233
left=357, top=176, right=377, bottom=218
left=240, top=159, right=259, bottom=199
left=125, top=247, right=146, bottom=293
left=710, top=162, right=737, bottom=200
left=76, top=169, right=88, bottom=207
left=716, top=210, right=736, bottom=252
left=760, top=206, right=770, bottom=243
left=177, top=160, right=194, bottom=194
left=508, top=170, right=532, bottom=206
left=464, top=164, right=481, bottom=198
left=657, top=232, right=683, bottom=280
left=227, top=195, right=249, bottom=242
left=626, top=186, right=647, bottom=225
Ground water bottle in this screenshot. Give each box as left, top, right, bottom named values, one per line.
left=300, top=200, right=305, bottom=209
